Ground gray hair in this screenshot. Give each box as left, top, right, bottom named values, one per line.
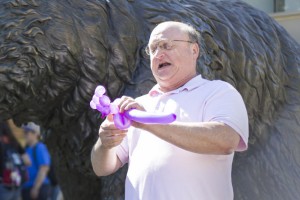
left=184, top=24, right=201, bottom=45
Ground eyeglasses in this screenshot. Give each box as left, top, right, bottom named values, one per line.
left=145, top=39, right=194, bottom=55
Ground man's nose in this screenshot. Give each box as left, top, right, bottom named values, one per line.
left=153, top=48, right=165, bottom=59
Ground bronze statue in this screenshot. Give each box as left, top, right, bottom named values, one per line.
left=0, top=0, right=299, bottom=199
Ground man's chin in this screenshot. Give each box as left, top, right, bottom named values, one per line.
left=156, top=77, right=173, bottom=86
left=155, top=72, right=177, bottom=81
left=155, top=79, right=178, bottom=92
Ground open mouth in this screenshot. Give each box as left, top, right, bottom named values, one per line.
left=158, top=62, right=171, bottom=69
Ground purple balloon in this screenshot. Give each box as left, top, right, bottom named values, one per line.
left=90, top=85, right=177, bottom=129
left=124, top=109, right=176, bottom=124
left=90, top=100, right=97, bottom=109
left=96, top=104, right=110, bottom=116
left=113, top=113, right=131, bottom=130
left=95, top=86, right=106, bottom=97
left=92, top=95, right=99, bottom=105
left=110, top=103, right=119, bottom=114
left=99, top=95, right=111, bottom=107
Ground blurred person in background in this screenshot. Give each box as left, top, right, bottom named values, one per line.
left=0, top=120, right=30, bottom=200
left=22, top=122, right=51, bottom=200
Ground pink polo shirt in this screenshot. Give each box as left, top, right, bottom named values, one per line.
left=116, top=75, right=249, bottom=200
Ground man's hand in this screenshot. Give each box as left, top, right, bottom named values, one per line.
left=118, top=96, right=145, bottom=113
left=99, top=114, right=127, bottom=149
left=91, top=114, right=126, bottom=176
left=117, top=96, right=146, bottom=129
left=30, top=186, right=39, bottom=199
left=91, top=95, right=144, bottom=177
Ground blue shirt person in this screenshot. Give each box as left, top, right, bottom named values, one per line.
left=21, top=122, right=51, bottom=200
left=24, top=142, right=51, bottom=188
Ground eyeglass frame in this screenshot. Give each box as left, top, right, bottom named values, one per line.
left=145, top=39, right=195, bottom=56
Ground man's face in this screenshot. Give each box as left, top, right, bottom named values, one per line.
left=148, top=24, right=199, bottom=91
left=24, top=130, right=38, bottom=144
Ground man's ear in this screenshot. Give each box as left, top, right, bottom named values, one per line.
left=191, top=43, right=200, bottom=59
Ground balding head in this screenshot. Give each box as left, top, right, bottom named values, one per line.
left=150, top=21, right=200, bottom=47
left=148, top=21, right=200, bottom=92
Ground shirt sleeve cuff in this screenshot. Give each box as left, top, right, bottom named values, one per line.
left=217, top=120, right=248, bottom=152
left=116, top=144, right=129, bottom=166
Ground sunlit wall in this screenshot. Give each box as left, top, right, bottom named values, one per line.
left=243, top=0, right=300, bottom=13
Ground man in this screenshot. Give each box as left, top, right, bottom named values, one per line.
left=22, top=122, right=51, bottom=200
left=91, top=21, right=249, bottom=200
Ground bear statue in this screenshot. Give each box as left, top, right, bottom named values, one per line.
left=0, top=0, right=299, bottom=199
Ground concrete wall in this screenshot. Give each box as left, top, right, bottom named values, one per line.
left=244, top=0, right=274, bottom=13
left=241, top=0, right=300, bottom=43
left=271, top=11, right=300, bottom=44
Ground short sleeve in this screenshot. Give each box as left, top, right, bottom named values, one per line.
left=116, top=135, right=129, bottom=166
left=203, top=82, right=249, bottom=151
left=36, top=143, right=51, bottom=167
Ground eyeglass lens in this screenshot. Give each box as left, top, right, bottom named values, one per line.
left=146, top=40, right=173, bottom=55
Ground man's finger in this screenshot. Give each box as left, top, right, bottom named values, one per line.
left=100, top=124, right=126, bottom=131
left=107, top=132, right=127, bottom=138
left=124, top=102, right=145, bottom=112
left=99, top=129, right=127, bottom=137
left=106, top=114, right=114, bottom=122
left=118, top=96, right=133, bottom=113
left=101, top=134, right=127, bottom=148
left=100, top=122, right=118, bottom=130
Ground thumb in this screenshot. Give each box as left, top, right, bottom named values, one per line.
left=106, top=114, right=114, bottom=122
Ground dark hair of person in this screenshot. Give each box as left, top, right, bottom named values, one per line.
left=184, top=24, right=201, bottom=46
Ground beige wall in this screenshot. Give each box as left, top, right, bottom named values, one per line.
left=271, top=11, right=300, bottom=44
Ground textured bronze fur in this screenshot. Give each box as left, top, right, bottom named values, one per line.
left=0, top=0, right=300, bottom=199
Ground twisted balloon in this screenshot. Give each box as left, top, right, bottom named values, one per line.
left=90, top=85, right=176, bottom=129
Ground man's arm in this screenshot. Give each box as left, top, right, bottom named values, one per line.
left=91, top=137, right=123, bottom=176
left=119, top=96, right=242, bottom=155
left=136, top=121, right=240, bottom=155
left=31, top=165, right=49, bottom=199
left=91, top=115, right=127, bottom=177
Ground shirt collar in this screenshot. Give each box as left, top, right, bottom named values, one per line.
left=149, top=75, right=207, bottom=97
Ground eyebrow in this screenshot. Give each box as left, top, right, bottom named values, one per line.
left=149, top=38, right=168, bottom=44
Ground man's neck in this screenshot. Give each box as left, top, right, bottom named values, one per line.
left=159, top=73, right=198, bottom=93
